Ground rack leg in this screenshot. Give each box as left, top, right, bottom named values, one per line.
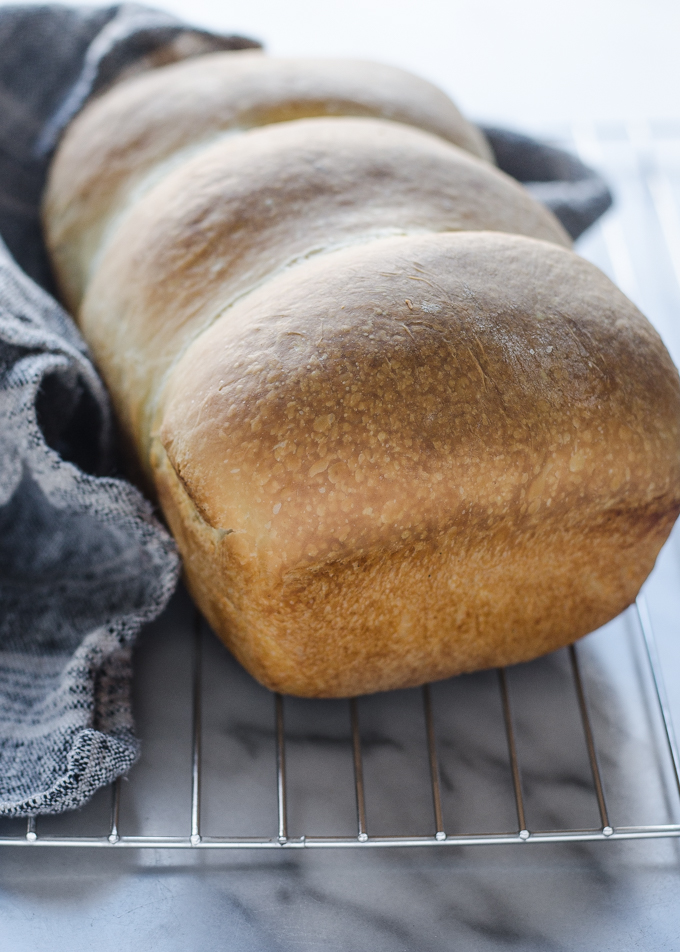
left=498, top=669, right=529, bottom=839
left=422, top=685, right=446, bottom=840
left=350, top=699, right=368, bottom=841
left=275, top=694, right=288, bottom=844
left=190, top=611, right=202, bottom=846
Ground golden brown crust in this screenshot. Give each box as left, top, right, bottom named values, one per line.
left=151, top=233, right=680, bottom=695
left=76, top=116, right=568, bottom=465
left=155, top=448, right=674, bottom=696
left=41, top=51, right=680, bottom=698
left=43, top=51, right=492, bottom=311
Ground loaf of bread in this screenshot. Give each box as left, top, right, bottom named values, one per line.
left=44, top=51, right=680, bottom=697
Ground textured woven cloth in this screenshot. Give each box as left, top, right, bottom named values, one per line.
left=0, top=3, right=257, bottom=816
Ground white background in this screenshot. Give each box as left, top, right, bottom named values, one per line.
left=4, top=0, right=679, bottom=128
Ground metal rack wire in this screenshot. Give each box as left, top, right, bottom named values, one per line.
left=3, top=594, right=680, bottom=851
left=2, top=123, right=680, bottom=852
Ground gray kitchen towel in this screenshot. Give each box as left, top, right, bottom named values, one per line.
left=0, top=3, right=258, bottom=816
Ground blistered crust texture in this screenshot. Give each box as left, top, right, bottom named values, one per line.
left=41, top=51, right=680, bottom=697
left=77, top=117, right=568, bottom=461
left=44, top=52, right=492, bottom=312
left=153, top=233, right=680, bottom=696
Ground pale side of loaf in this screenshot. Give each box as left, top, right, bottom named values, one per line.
left=42, top=55, right=680, bottom=697
left=44, top=51, right=493, bottom=313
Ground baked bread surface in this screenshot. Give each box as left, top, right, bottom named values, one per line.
left=151, top=232, right=680, bottom=695
left=44, top=51, right=493, bottom=312
left=42, top=53, right=680, bottom=696
left=75, top=116, right=569, bottom=462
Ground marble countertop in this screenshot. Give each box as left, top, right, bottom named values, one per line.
left=2, top=826, right=680, bottom=951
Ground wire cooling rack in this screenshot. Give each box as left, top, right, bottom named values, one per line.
left=2, top=592, right=680, bottom=851
left=2, top=122, right=680, bottom=852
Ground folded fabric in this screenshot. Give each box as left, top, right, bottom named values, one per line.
left=0, top=2, right=257, bottom=816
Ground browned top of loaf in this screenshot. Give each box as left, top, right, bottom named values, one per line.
left=77, top=117, right=569, bottom=463
left=156, top=232, right=680, bottom=580
left=44, top=51, right=492, bottom=312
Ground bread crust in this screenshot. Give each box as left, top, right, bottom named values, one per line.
left=43, top=52, right=492, bottom=312
left=41, top=52, right=680, bottom=697
left=76, top=116, right=568, bottom=463
left=151, top=233, right=680, bottom=696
